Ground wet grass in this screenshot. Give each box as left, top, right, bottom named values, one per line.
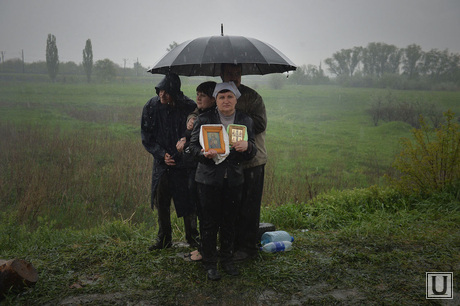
left=1, top=80, right=460, bottom=304
left=1, top=191, right=458, bottom=305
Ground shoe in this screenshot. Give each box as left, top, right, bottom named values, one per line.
left=206, top=268, right=221, bottom=281
left=183, top=250, right=202, bottom=262
left=233, top=250, right=256, bottom=262
left=222, top=263, right=239, bottom=276
left=148, top=239, right=172, bottom=251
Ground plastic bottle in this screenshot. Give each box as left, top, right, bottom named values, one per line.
left=261, top=230, right=294, bottom=245
left=260, top=241, right=292, bottom=253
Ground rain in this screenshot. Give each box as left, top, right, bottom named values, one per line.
left=1, top=0, right=460, bottom=304
left=1, top=0, right=459, bottom=68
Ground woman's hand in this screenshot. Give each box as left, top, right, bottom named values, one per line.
left=232, top=140, right=248, bottom=152
left=176, top=137, right=186, bottom=152
left=202, top=148, right=218, bottom=159
left=187, top=117, right=195, bottom=130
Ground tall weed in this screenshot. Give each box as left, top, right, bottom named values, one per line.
left=0, top=122, right=152, bottom=228
left=387, top=110, right=460, bottom=197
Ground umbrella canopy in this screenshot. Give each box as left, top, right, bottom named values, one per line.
left=148, top=35, right=297, bottom=76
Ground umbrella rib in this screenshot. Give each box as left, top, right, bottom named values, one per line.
left=256, top=64, right=264, bottom=75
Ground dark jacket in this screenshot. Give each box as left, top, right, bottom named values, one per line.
left=141, top=93, right=196, bottom=210
left=236, top=84, right=267, bottom=168
left=189, top=108, right=257, bottom=187
left=183, top=105, right=216, bottom=169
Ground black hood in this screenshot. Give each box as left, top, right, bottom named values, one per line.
left=155, top=73, right=182, bottom=99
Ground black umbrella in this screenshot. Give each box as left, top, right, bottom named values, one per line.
left=148, top=33, right=296, bottom=76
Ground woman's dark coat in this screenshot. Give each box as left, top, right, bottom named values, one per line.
left=189, top=108, right=257, bottom=187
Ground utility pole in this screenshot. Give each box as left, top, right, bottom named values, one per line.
left=0, top=51, right=4, bottom=72
left=122, top=58, right=128, bottom=83
left=22, top=49, right=25, bottom=73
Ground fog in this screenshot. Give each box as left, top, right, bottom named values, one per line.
left=1, top=0, right=459, bottom=68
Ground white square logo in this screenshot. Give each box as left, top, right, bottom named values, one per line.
left=426, top=272, right=453, bottom=299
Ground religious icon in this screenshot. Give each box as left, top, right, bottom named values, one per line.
left=228, top=124, right=247, bottom=146
left=208, top=132, right=221, bottom=149
left=202, top=125, right=225, bottom=153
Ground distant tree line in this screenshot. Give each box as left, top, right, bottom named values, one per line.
left=0, top=57, right=148, bottom=80
left=323, top=42, right=460, bottom=90
left=2, top=37, right=459, bottom=90
left=287, top=63, right=330, bottom=85
left=0, top=34, right=149, bottom=82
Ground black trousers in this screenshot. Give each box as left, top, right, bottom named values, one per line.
left=188, top=168, right=202, bottom=250
left=154, top=170, right=199, bottom=244
left=197, top=181, right=242, bottom=269
left=234, top=164, right=265, bottom=255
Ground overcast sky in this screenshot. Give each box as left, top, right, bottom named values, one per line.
left=1, top=0, right=459, bottom=70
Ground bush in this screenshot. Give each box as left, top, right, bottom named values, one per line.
left=94, top=58, right=117, bottom=82
left=261, top=186, right=409, bottom=230
left=387, top=110, right=460, bottom=196
left=367, top=91, right=443, bottom=127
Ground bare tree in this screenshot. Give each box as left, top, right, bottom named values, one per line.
left=324, top=47, right=362, bottom=77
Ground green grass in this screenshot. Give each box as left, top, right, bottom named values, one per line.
left=1, top=80, right=459, bottom=224
left=1, top=79, right=459, bottom=304
left=1, top=191, right=458, bottom=304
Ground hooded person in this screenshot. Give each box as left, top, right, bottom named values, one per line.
left=141, top=72, right=200, bottom=250
left=154, top=72, right=182, bottom=103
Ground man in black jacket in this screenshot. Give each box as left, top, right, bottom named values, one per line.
left=141, top=73, right=199, bottom=250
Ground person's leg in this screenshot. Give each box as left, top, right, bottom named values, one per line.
left=170, top=168, right=200, bottom=246
left=234, top=165, right=265, bottom=259
left=197, top=183, right=221, bottom=280
left=220, top=180, right=241, bottom=275
left=189, top=169, right=202, bottom=251
left=150, top=172, right=172, bottom=250
left=183, top=212, right=200, bottom=247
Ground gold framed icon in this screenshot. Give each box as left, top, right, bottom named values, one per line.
left=202, top=125, right=225, bottom=153
left=228, top=124, right=247, bottom=146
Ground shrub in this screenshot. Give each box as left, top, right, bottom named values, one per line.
left=367, top=91, right=443, bottom=128
left=387, top=110, right=460, bottom=197
left=94, top=58, right=117, bottom=82
left=261, top=186, right=410, bottom=231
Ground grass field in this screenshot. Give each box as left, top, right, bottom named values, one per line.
left=2, top=80, right=459, bottom=223
left=1, top=79, right=459, bottom=304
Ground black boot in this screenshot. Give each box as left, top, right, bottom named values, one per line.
left=222, top=262, right=239, bottom=276
left=148, top=236, right=172, bottom=251
left=206, top=268, right=221, bottom=281
left=203, top=263, right=221, bottom=281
